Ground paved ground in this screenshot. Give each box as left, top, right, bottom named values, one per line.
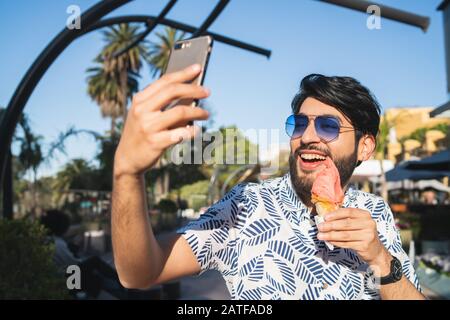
left=100, top=234, right=230, bottom=300
left=179, top=270, right=231, bottom=300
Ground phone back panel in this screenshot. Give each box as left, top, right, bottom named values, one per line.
left=165, top=35, right=212, bottom=85
left=163, top=36, right=213, bottom=109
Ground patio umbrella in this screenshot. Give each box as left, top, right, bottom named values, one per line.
left=386, top=179, right=450, bottom=192
left=405, top=150, right=450, bottom=171
left=385, top=165, right=450, bottom=182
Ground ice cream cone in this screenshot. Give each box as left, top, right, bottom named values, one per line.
left=310, top=158, right=344, bottom=250
left=311, top=194, right=340, bottom=217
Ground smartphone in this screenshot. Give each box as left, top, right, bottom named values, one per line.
left=162, top=35, right=213, bottom=111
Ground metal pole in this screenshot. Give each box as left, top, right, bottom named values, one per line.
left=191, top=0, right=230, bottom=38
left=317, top=0, right=430, bottom=32
left=111, top=0, right=178, bottom=59
left=83, top=16, right=272, bottom=58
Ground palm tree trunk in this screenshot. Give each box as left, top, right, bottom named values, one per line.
left=163, top=168, right=169, bottom=196
left=154, top=158, right=163, bottom=203
left=120, top=67, right=128, bottom=123
left=32, top=167, right=38, bottom=218
left=378, top=158, right=388, bottom=201
left=111, top=116, right=116, bottom=137
left=162, top=151, right=170, bottom=198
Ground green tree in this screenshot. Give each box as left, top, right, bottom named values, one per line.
left=87, top=23, right=147, bottom=135
left=46, top=126, right=120, bottom=192
left=0, top=219, right=68, bottom=299
left=200, top=125, right=259, bottom=203
left=87, top=65, right=138, bottom=136
left=51, top=159, right=97, bottom=205
left=13, top=114, right=44, bottom=215
left=404, top=123, right=450, bottom=147
left=15, top=114, right=43, bottom=183
left=94, top=133, right=121, bottom=191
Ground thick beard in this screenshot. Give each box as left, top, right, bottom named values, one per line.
left=289, top=148, right=358, bottom=207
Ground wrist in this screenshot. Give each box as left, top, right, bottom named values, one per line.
left=113, top=167, right=144, bottom=180
left=368, top=248, right=392, bottom=277
left=113, top=161, right=144, bottom=180
left=113, top=150, right=143, bottom=179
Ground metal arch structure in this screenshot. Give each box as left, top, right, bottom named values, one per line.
left=0, top=0, right=132, bottom=218
left=0, top=0, right=271, bottom=218
left=0, top=0, right=431, bottom=218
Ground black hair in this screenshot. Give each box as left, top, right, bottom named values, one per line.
left=40, top=209, right=71, bottom=237
left=291, top=74, right=381, bottom=140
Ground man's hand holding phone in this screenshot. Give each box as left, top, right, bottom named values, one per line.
left=113, top=64, right=210, bottom=178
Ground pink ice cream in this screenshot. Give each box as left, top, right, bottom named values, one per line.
left=311, top=158, right=344, bottom=207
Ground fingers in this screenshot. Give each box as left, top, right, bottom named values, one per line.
left=152, top=125, right=202, bottom=150
left=318, top=218, right=373, bottom=232
left=324, top=208, right=371, bottom=222
left=321, top=241, right=363, bottom=249
left=318, top=230, right=368, bottom=242
left=150, top=105, right=209, bottom=132
left=134, top=64, right=202, bottom=103
left=138, top=83, right=210, bottom=113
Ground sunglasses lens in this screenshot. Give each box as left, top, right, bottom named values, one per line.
left=285, top=115, right=308, bottom=138
left=316, top=117, right=340, bottom=142
left=286, top=115, right=342, bottom=142
left=285, top=121, right=295, bottom=137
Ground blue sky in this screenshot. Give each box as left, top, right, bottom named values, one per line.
left=0, top=0, right=447, bottom=177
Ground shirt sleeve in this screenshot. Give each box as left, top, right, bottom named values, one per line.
left=53, top=236, right=81, bottom=271
left=176, top=183, right=246, bottom=276
left=377, top=199, right=422, bottom=292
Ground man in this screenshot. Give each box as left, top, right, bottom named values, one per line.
left=112, top=64, right=425, bottom=300
left=40, top=210, right=126, bottom=299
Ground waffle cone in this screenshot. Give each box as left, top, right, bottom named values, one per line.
left=311, top=194, right=340, bottom=217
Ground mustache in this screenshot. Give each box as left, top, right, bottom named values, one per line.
left=293, top=144, right=332, bottom=159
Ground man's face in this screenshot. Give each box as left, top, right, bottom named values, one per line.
left=289, top=97, right=360, bottom=206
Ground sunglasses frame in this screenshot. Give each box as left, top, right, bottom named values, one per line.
left=285, top=113, right=357, bottom=143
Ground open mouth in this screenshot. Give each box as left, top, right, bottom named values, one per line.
left=297, top=152, right=328, bottom=171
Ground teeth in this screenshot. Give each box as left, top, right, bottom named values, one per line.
left=300, top=154, right=326, bottom=161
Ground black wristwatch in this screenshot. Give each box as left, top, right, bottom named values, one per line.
left=380, top=256, right=403, bottom=285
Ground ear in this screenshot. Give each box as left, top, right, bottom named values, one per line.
left=357, top=134, right=376, bottom=162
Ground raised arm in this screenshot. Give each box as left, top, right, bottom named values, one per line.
left=112, top=64, right=209, bottom=289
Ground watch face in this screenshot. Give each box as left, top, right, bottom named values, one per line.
left=392, top=258, right=403, bottom=281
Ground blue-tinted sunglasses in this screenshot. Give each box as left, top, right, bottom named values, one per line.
left=285, top=114, right=357, bottom=143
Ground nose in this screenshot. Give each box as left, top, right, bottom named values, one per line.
left=300, top=119, right=321, bottom=144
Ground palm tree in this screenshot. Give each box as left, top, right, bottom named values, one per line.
left=44, top=126, right=120, bottom=192
left=52, top=159, right=95, bottom=206
left=87, top=64, right=139, bottom=136
left=14, top=114, right=44, bottom=216
left=87, top=23, right=148, bottom=135
left=147, top=27, right=186, bottom=77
